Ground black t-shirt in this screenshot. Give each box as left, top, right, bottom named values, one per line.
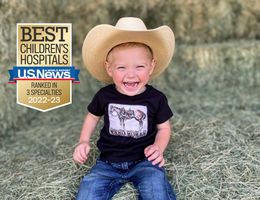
left=88, top=84, right=173, bottom=162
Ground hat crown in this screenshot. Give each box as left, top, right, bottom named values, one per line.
left=115, top=17, right=147, bottom=31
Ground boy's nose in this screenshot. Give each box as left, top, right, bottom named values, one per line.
left=126, top=69, right=136, bottom=77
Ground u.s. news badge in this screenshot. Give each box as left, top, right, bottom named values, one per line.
left=8, top=23, right=79, bottom=112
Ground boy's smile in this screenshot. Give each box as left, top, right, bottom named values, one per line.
left=105, top=45, right=155, bottom=96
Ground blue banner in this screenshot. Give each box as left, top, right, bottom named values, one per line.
left=9, top=66, right=80, bottom=83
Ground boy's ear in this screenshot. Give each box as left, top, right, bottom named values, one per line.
left=104, top=61, right=113, bottom=77
left=149, top=59, right=156, bottom=75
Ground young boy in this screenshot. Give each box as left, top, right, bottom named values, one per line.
left=74, top=17, right=176, bottom=200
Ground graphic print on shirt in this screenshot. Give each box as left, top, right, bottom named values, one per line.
left=108, top=103, right=148, bottom=139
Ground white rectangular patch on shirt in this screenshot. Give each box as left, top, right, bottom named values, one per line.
left=108, top=103, right=148, bottom=139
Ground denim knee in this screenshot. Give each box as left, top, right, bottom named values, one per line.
left=76, top=159, right=123, bottom=200
left=130, top=159, right=176, bottom=200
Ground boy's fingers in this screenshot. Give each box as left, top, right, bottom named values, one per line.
left=78, top=154, right=86, bottom=164
left=74, top=148, right=87, bottom=164
left=84, top=146, right=90, bottom=157
left=74, top=151, right=82, bottom=163
left=144, top=146, right=149, bottom=155
left=73, top=149, right=80, bottom=162
left=144, top=144, right=154, bottom=153
left=78, top=149, right=85, bottom=158
left=147, top=150, right=159, bottom=161
left=145, top=146, right=155, bottom=157
left=152, top=156, right=163, bottom=166
left=74, top=155, right=82, bottom=164
left=158, top=158, right=165, bottom=168
left=73, top=144, right=90, bottom=164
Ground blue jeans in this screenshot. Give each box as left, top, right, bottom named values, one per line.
left=76, top=158, right=176, bottom=200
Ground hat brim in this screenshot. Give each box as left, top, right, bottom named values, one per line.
left=82, top=24, right=175, bottom=84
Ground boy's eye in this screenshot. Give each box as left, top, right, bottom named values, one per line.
left=136, top=65, right=145, bottom=69
left=117, top=66, right=125, bottom=70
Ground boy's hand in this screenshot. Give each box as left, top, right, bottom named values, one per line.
left=144, top=144, right=165, bottom=167
left=73, top=142, right=90, bottom=164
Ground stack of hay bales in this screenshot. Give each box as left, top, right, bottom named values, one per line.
left=0, top=0, right=259, bottom=199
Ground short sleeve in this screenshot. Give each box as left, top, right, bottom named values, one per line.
left=155, top=94, right=173, bottom=124
left=87, top=90, right=105, bottom=116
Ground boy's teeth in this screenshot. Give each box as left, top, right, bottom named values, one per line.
left=124, top=82, right=138, bottom=87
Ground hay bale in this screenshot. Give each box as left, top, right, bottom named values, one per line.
left=166, top=119, right=260, bottom=199
left=0, top=120, right=84, bottom=199
left=163, top=0, right=260, bottom=44
left=151, top=40, right=260, bottom=99
left=175, top=40, right=260, bottom=69
left=0, top=0, right=259, bottom=51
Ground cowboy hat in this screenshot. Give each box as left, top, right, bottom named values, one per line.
left=82, top=17, right=175, bottom=84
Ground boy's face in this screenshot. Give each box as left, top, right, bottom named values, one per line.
left=105, top=46, right=155, bottom=96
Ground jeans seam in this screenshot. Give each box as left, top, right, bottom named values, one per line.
left=105, top=179, right=118, bottom=200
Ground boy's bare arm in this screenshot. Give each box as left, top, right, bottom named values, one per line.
left=79, top=112, right=101, bottom=143
left=154, top=120, right=171, bottom=152
left=73, top=112, right=101, bottom=164
left=144, top=120, right=171, bottom=167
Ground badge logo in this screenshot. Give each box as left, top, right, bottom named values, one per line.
left=8, top=23, right=79, bottom=112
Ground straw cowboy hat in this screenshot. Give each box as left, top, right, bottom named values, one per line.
left=82, top=17, right=175, bottom=84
